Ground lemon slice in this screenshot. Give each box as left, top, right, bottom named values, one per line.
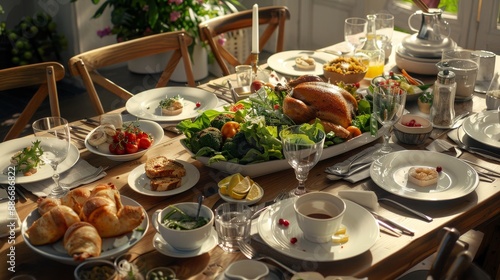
left=219, top=185, right=228, bottom=195
left=227, top=173, right=244, bottom=193
left=335, top=225, right=347, bottom=235
left=229, top=191, right=247, bottom=200
left=232, top=176, right=252, bottom=194
left=245, top=183, right=262, bottom=201
left=332, top=233, right=349, bottom=244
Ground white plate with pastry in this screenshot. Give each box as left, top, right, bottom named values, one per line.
left=267, top=50, right=336, bottom=77
left=127, top=159, right=200, bottom=197
left=21, top=196, right=149, bottom=265
left=370, top=151, right=479, bottom=201
left=0, top=136, right=79, bottom=184
left=126, top=87, right=219, bottom=122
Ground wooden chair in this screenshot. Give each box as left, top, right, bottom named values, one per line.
left=199, top=6, right=290, bottom=76
left=68, top=31, right=196, bottom=115
left=0, top=62, right=65, bottom=141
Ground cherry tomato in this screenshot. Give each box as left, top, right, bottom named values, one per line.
left=126, top=132, right=137, bottom=142
left=109, top=143, right=117, bottom=154
left=114, top=144, right=126, bottom=155
left=113, top=130, right=125, bottom=143
left=273, top=104, right=280, bottom=110
left=228, top=103, right=245, bottom=112
left=138, top=137, right=152, bottom=149
left=221, top=121, right=240, bottom=140
left=137, top=131, right=149, bottom=139
left=125, top=142, right=139, bottom=154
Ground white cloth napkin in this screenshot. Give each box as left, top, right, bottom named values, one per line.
left=326, top=143, right=405, bottom=183
left=22, top=160, right=106, bottom=197
left=0, top=189, right=21, bottom=238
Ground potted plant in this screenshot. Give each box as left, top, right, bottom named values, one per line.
left=418, top=91, right=433, bottom=114
left=77, top=0, right=241, bottom=79
left=0, top=9, right=67, bottom=69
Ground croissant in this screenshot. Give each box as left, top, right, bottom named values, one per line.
left=60, top=187, right=91, bottom=214
left=26, top=205, right=80, bottom=245
left=64, top=222, right=102, bottom=261
left=36, top=197, right=61, bottom=216
left=80, top=184, right=144, bottom=238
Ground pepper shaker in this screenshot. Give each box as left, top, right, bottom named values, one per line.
left=431, top=69, right=456, bottom=128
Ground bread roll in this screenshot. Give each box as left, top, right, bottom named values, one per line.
left=64, top=222, right=102, bottom=261
left=26, top=205, right=80, bottom=245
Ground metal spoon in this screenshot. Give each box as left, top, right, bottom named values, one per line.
left=195, top=194, right=204, bottom=220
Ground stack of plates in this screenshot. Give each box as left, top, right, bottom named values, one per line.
left=395, top=44, right=440, bottom=75
left=462, top=110, right=500, bottom=150
left=395, top=33, right=457, bottom=75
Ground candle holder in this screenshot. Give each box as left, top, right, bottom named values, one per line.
left=250, top=52, right=259, bottom=75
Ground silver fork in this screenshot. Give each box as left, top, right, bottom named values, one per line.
left=251, top=189, right=288, bottom=219
left=238, top=241, right=297, bottom=275
left=326, top=148, right=374, bottom=175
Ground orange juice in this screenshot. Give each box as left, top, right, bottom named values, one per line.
left=365, top=64, right=384, bottom=79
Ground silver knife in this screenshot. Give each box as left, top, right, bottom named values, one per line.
left=370, top=210, right=415, bottom=236
left=376, top=219, right=402, bottom=237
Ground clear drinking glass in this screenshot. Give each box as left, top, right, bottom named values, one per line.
left=374, top=13, right=394, bottom=57
left=344, top=17, right=368, bottom=55
left=372, top=86, right=407, bottom=158
left=280, top=125, right=325, bottom=197
left=32, top=117, right=71, bottom=198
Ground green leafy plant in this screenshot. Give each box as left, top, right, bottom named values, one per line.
left=80, top=0, right=242, bottom=44
left=1, top=11, right=67, bottom=67
left=419, top=91, right=433, bottom=104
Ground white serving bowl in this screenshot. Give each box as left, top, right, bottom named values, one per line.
left=85, top=120, right=164, bottom=161
left=394, top=114, right=433, bottom=145
left=152, top=202, right=214, bottom=251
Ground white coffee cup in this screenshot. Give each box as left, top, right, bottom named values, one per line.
left=294, top=192, right=346, bottom=243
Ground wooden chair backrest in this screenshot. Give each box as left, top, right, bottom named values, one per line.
left=0, top=62, right=65, bottom=141
left=68, top=31, right=195, bottom=115
left=199, top=6, right=290, bottom=76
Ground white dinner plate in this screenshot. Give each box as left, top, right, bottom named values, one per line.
left=462, top=110, right=500, bottom=149
left=267, top=50, right=336, bottom=77
left=153, top=228, right=218, bottom=258
left=21, top=196, right=149, bottom=265
left=370, top=151, right=479, bottom=201
left=0, top=137, right=80, bottom=184
left=257, top=198, right=379, bottom=262
left=126, top=87, right=218, bottom=122
left=127, top=160, right=200, bottom=196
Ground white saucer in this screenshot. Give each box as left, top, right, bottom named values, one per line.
left=153, top=228, right=218, bottom=258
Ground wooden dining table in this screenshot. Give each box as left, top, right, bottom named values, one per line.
left=1, top=31, right=499, bottom=280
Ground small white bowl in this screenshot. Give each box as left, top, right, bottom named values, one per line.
left=394, top=114, right=433, bottom=145
left=85, top=120, right=164, bottom=161
left=395, top=48, right=440, bottom=75
left=224, top=260, right=269, bottom=280
left=152, top=202, right=214, bottom=251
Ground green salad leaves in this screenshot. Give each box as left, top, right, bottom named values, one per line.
left=10, top=140, right=44, bottom=176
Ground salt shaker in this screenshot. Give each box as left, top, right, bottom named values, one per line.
left=431, top=69, right=456, bottom=128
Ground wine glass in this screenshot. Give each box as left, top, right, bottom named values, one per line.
left=344, top=17, right=368, bottom=55
left=372, top=86, right=407, bottom=158
left=32, top=117, right=71, bottom=198
left=374, top=13, right=394, bottom=57
left=280, top=125, right=325, bottom=197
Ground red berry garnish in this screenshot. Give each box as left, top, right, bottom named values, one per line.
left=290, top=237, right=298, bottom=244
left=354, top=82, right=360, bottom=88
left=389, top=71, right=394, bottom=77
left=282, top=220, right=290, bottom=227
left=196, top=102, right=201, bottom=108
left=436, top=166, right=443, bottom=172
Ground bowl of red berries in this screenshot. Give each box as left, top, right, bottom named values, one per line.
left=394, top=114, right=432, bottom=145
left=85, top=120, right=164, bottom=161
